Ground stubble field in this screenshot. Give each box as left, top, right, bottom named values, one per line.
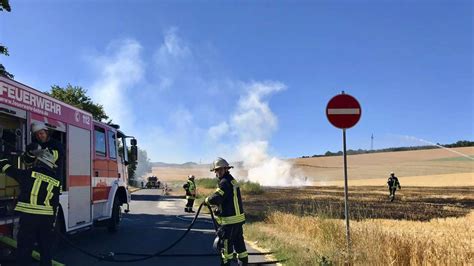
left=148, top=147, right=473, bottom=264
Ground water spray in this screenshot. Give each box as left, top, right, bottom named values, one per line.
left=402, top=136, right=473, bottom=160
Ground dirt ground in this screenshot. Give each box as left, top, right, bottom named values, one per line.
left=243, top=186, right=474, bottom=222
left=317, top=172, right=473, bottom=187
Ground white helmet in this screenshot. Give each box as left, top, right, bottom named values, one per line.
left=188, top=175, right=195, bottom=180
left=36, top=148, right=57, bottom=169
left=31, top=122, right=48, bottom=134
left=390, top=172, right=395, bottom=175
left=210, top=157, right=233, bottom=172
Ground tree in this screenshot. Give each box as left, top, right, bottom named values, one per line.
left=125, top=148, right=152, bottom=186
left=48, top=84, right=109, bottom=121
left=126, top=148, right=137, bottom=180
left=0, top=0, right=13, bottom=79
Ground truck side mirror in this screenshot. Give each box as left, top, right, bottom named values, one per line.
left=131, top=138, right=137, bottom=146
left=131, top=145, right=138, bottom=162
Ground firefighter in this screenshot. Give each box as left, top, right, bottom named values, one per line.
left=387, top=172, right=401, bottom=202
left=183, top=175, right=196, bottom=213
left=0, top=143, right=61, bottom=266
left=205, top=157, right=248, bottom=266
left=31, top=122, right=65, bottom=184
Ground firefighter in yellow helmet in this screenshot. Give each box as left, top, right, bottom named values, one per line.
left=205, top=157, right=248, bottom=266
left=183, top=175, right=196, bottom=213
left=0, top=143, right=60, bottom=265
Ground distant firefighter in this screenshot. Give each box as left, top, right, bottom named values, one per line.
left=183, top=175, right=196, bottom=213
left=387, top=172, right=401, bottom=201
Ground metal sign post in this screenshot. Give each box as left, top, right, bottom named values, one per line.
left=326, top=91, right=362, bottom=259
left=342, top=128, right=351, bottom=254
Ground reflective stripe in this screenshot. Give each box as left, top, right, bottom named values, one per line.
left=237, top=251, right=248, bottom=258
left=32, top=172, right=60, bottom=186
left=15, top=202, right=54, bottom=215
left=221, top=239, right=227, bottom=262
left=30, top=171, right=60, bottom=205
left=188, top=180, right=195, bottom=193
left=215, top=188, right=225, bottom=196
left=52, top=150, right=59, bottom=162
left=16, top=202, right=53, bottom=211
left=221, top=239, right=233, bottom=262
left=1, top=164, right=11, bottom=172
left=231, top=180, right=241, bottom=215
left=216, top=213, right=246, bottom=225
left=186, top=196, right=196, bottom=200
left=30, top=178, right=42, bottom=205
left=44, top=183, right=55, bottom=207
left=15, top=206, right=53, bottom=215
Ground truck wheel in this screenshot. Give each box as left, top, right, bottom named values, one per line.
left=107, top=195, right=122, bottom=233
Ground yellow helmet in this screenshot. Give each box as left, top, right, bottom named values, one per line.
left=210, top=157, right=233, bottom=172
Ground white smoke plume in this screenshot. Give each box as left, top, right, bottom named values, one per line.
left=88, top=39, right=144, bottom=132
left=221, top=81, right=309, bottom=186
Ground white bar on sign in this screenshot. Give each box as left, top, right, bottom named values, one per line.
left=327, top=108, right=360, bottom=115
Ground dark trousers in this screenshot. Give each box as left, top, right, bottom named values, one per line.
left=185, top=199, right=195, bottom=212
left=389, top=187, right=397, bottom=201
left=17, top=213, right=55, bottom=266
left=220, top=223, right=248, bottom=266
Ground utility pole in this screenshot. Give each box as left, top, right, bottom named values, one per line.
left=371, top=134, right=374, bottom=150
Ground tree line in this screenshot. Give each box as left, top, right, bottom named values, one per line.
left=301, top=140, right=474, bottom=158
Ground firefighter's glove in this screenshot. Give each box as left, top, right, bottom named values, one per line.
left=26, top=143, right=42, bottom=156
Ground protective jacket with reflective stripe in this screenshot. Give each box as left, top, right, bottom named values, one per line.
left=206, top=173, right=245, bottom=225
left=387, top=176, right=401, bottom=189
left=183, top=179, right=196, bottom=199
left=0, top=159, right=60, bottom=216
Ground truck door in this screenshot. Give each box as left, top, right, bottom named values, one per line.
left=67, top=125, right=92, bottom=228
left=0, top=104, right=26, bottom=222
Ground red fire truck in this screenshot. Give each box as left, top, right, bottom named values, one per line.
left=0, top=76, right=137, bottom=243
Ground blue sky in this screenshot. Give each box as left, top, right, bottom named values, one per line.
left=1, top=0, right=472, bottom=163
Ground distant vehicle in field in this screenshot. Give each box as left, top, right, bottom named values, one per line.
left=146, top=176, right=161, bottom=189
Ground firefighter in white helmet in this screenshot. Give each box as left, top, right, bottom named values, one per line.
left=30, top=122, right=65, bottom=184
left=387, top=172, right=401, bottom=201
left=0, top=143, right=60, bottom=265
left=183, top=175, right=196, bottom=213
left=205, top=157, right=248, bottom=266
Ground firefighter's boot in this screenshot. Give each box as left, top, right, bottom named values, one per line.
left=238, top=257, right=248, bottom=266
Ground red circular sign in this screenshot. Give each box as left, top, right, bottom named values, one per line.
left=326, top=93, right=362, bottom=129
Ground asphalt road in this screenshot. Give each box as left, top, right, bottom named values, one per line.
left=53, top=189, right=271, bottom=265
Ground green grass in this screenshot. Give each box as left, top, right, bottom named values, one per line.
left=196, top=178, right=218, bottom=188
left=431, top=156, right=474, bottom=161
left=239, top=181, right=264, bottom=195
left=244, top=222, right=332, bottom=266
left=197, top=178, right=264, bottom=195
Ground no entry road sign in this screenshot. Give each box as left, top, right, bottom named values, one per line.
left=325, top=91, right=362, bottom=258
left=326, top=93, right=362, bottom=129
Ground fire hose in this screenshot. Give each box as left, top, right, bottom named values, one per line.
left=58, top=202, right=287, bottom=264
